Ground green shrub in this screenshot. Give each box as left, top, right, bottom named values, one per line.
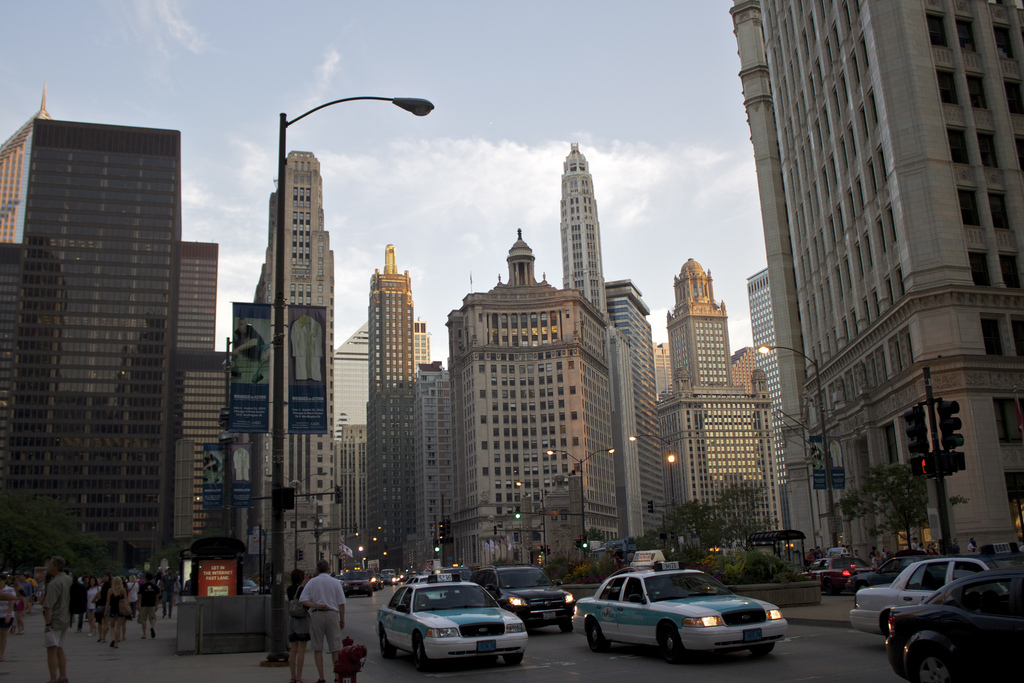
left=716, top=550, right=805, bottom=584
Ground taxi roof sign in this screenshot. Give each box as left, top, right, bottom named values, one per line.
left=630, top=550, right=666, bottom=568
left=425, top=573, right=454, bottom=583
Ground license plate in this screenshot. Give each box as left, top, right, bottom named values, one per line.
left=476, top=640, right=496, bottom=653
left=743, top=628, right=762, bottom=642
left=543, top=611, right=556, bottom=620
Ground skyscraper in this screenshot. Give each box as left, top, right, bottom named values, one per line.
left=366, top=245, right=416, bottom=565
left=334, top=322, right=369, bottom=435
left=3, top=118, right=182, bottom=564
left=412, top=361, right=452, bottom=567
left=177, top=242, right=219, bottom=350
left=0, top=88, right=50, bottom=244
left=733, top=0, right=1024, bottom=546
left=653, top=342, right=672, bottom=398
left=560, top=143, right=606, bottom=312
left=414, top=319, right=431, bottom=366
left=667, top=260, right=733, bottom=388
left=447, top=233, right=613, bottom=564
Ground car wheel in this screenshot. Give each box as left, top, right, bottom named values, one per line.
left=748, top=643, right=775, bottom=657
left=909, top=648, right=954, bottom=683
left=503, top=653, right=524, bottom=665
left=379, top=627, right=396, bottom=659
left=657, top=623, right=687, bottom=664
left=585, top=619, right=610, bottom=653
left=823, top=578, right=837, bottom=596
left=558, top=620, right=573, bottom=633
left=412, top=632, right=431, bottom=672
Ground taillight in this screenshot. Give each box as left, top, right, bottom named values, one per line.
left=888, top=613, right=897, bottom=635
left=842, top=569, right=851, bottom=576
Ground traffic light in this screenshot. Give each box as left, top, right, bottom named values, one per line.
left=438, top=519, right=447, bottom=543
left=545, top=545, right=551, bottom=555
left=938, top=450, right=966, bottom=475
left=574, top=536, right=583, bottom=549
left=514, top=507, right=521, bottom=519
left=334, top=485, right=342, bottom=504
left=910, top=454, right=937, bottom=478
left=936, top=400, right=964, bottom=452
left=647, top=499, right=654, bottom=513
left=904, top=404, right=929, bottom=454
left=218, top=407, right=230, bottom=430
left=433, top=539, right=440, bottom=553
left=581, top=537, right=589, bottom=550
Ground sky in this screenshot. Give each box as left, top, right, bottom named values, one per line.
left=1, top=0, right=769, bottom=363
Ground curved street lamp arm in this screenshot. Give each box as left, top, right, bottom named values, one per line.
left=288, top=96, right=434, bottom=127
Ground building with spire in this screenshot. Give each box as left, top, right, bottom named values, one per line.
left=560, top=143, right=607, bottom=312
left=447, top=232, right=613, bottom=564
left=366, top=245, right=417, bottom=567
left=0, top=87, right=50, bottom=243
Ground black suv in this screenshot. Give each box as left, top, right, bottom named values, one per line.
left=470, top=565, right=575, bottom=632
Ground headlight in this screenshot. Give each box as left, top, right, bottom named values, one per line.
left=426, top=627, right=461, bottom=638
left=682, top=616, right=724, bottom=627
left=507, top=597, right=527, bottom=607
left=563, top=592, right=575, bottom=603
left=505, top=621, right=526, bottom=633
left=766, top=609, right=783, bottom=621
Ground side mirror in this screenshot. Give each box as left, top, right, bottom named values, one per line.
left=394, top=604, right=409, bottom=613
left=554, top=579, right=562, bottom=586
left=627, top=594, right=645, bottom=604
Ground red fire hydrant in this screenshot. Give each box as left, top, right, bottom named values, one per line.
left=334, top=636, right=367, bottom=683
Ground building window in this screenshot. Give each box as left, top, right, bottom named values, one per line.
left=1017, top=138, right=1024, bottom=169
left=1006, top=82, right=1024, bottom=114
left=948, top=130, right=969, bottom=163
left=967, top=77, right=987, bottom=108
left=937, top=71, right=958, bottom=104
left=978, top=134, right=998, bottom=167
left=981, top=318, right=1003, bottom=355
left=958, top=190, right=981, bottom=225
left=928, top=15, right=947, bottom=46
left=1001, top=254, right=1021, bottom=288
left=969, top=252, right=991, bottom=286
left=994, top=399, right=1023, bottom=442
left=884, top=423, right=899, bottom=464
left=956, top=21, right=975, bottom=51
left=1014, top=320, right=1024, bottom=355
left=990, top=194, right=1009, bottom=229
left=995, top=27, right=1014, bottom=59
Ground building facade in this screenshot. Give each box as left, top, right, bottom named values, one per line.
left=411, top=361, right=453, bottom=567
left=0, top=89, right=50, bottom=244
left=653, top=342, right=672, bottom=399
left=414, top=319, right=431, bottom=366
left=733, top=0, right=1024, bottom=548
left=366, top=245, right=417, bottom=567
left=447, top=233, right=614, bottom=565
left=560, top=144, right=607, bottom=312
left=333, top=322, right=369, bottom=435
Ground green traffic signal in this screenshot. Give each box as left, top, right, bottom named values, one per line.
left=514, top=507, right=521, bottom=519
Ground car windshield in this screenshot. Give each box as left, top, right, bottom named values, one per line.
left=498, top=568, right=554, bottom=589
left=412, top=585, right=498, bottom=612
left=645, top=572, right=733, bottom=601
left=345, top=572, right=368, bottom=580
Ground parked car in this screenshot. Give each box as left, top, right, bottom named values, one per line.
left=470, top=565, right=575, bottom=632
left=241, top=578, right=260, bottom=595
left=885, top=567, right=1024, bottom=681
left=340, top=570, right=375, bottom=597
left=572, top=564, right=788, bottom=661
left=844, top=555, right=927, bottom=593
left=377, top=573, right=527, bottom=671
left=804, top=556, right=873, bottom=595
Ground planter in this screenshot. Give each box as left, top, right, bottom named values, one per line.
left=561, top=583, right=600, bottom=601
left=726, top=580, right=821, bottom=607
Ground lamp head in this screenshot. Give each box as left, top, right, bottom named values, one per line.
left=392, top=98, right=435, bottom=116
left=756, top=345, right=773, bottom=354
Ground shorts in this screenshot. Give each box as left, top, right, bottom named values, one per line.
left=0, top=616, right=11, bottom=630
left=44, top=628, right=69, bottom=649
left=308, top=610, right=344, bottom=652
left=137, top=605, right=157, bottom=623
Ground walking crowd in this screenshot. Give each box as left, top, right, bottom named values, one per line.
left=0, top=557, right=181, bottom=683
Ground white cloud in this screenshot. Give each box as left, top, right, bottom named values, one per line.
left=153, top=0, right=205, bottom=54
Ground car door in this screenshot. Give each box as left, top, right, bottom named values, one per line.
left=382, top=586, right=415, bottom=652
left=590, top=576, right=627, bottom=639
left=955, top=574, right=1021, bottom=669
left=614, top=577, right=652, bottom=644
left=899, top=561, right=949, bottom=606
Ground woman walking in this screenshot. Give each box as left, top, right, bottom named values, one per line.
left=287, top=569, right=310, bottom=683
left=104, top=577, right=129, bottom=648
left=85, top=577, right=99, bottom=636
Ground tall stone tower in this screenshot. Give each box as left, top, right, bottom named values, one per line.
left=560, top=143, right=606, bottom=312
left=667, top=259, right=733, bottom=388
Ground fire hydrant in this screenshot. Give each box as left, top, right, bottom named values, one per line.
left=334, top=636, right=367, bottom=683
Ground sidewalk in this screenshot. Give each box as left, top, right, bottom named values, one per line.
left=783, top=594, right=855, bottom=628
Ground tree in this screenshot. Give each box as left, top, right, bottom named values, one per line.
left=717, top=485, right=775, bottom=547
left=839, top=463, right=927, bottom=550
left=666, top=499, right=726, bottom=552
left=0, top=493, right=113, bottom=573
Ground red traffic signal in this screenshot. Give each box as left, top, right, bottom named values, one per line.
left=910, top=455, right=936, bottom=478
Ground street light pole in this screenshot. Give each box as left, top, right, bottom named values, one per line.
left=758, top=344, right=839, bottom=548
left=267, top=96, right=433, bottom=663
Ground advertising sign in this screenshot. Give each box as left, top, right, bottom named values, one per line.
left=287, top=305, right=328, bottom=434
left=196, top=559, right=238, bottom=596
left=810, top=435, right=845, bottom=490
left=229, top=302, right=272, bottom=432
left=202, top=443, right=224, bottom=509
left=230, top=442, right=252, bottom=509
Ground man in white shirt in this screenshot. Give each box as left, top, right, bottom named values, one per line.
left=299, top=559, right=346, bottom=683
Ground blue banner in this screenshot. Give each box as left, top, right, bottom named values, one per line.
left=202, top=443, right=224, bottom=509
left=230, top=442, right=252, bottom=508
left=810, top=435, right=845, bottom=490
left=288, top=305, right=328, bottom=434
left=229, top=303, right=272, bottom=432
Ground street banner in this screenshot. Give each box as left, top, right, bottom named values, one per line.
left=229, top=303, right=272, bottom=432
left=231, top=442, right=252, bottom=508
left=810, top=435, right=845, bottom=490
left=288, top=305, right=328, bottom=433
left=202, top=443, right=224, bottom=508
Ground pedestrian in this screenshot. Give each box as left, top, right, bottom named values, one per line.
left=85, top=577, right=100, bottom=636
left=951, top=538, right=961, bottom=554
left=19, top=573, right=34, bottom=615
left=138, top=573, right=159, bottom=639
left=160, top=572, right=177, bottom=618
left=96, top=572, right=112, bottom=643
left=299, top=559, right=346, bottom=683
left=42, top=556, right=72, bottom=683
left=126, top=574, right=140, bottom=619
left=0, top=575, right=15, bottom=661
left=104, top=576, right=129, bottom=649
left=967, top=537, right=978, bottom=553
left=287, top=568, right=311, bottom=683
left=69, top=575, right=88, bottom=634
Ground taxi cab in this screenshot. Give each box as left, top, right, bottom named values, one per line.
left=572, top=561, right=788, bottom=662
left=376, top=573, right=528, bottom=671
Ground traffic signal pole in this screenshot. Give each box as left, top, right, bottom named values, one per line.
left=923, top=367, right=953, bottom=555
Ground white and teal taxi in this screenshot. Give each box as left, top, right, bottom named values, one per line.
left=377, top=573, right=528, bottom=671
left=572, top=563, right=788, bottom=662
